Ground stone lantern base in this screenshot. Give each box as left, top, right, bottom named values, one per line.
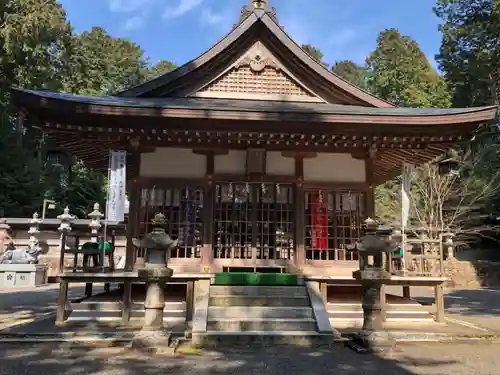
left=131, top=267, right=173, bottom=352
left=348, top=329, right=395, bottom=354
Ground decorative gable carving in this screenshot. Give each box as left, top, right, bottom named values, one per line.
left=191, top=42, right=325, bottom=103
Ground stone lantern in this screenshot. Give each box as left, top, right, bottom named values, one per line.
left=0, top=219, right=12, bottom=253
left=88, top=203, right=103, bottom=242
left=442, top=232, right=455, bottom=260
left=346, top=218, right=402, bottom=353
left=28, top=212, right=42, bottom=251
left=131, top=213, right=177, bottom=351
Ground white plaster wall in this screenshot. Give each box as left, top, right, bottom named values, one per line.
left=139, top=147, right=206, bottom=178
left=266, top=151, right=295, bottom=175
left=303, top=153, right=366, bottom=182
left=214, top=150, right=247, bottom=174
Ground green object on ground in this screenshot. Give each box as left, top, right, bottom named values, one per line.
left=81, top=241, right=113, bottom=252
left=214, top=272, right=298, bottom=286
left=392, top=247, right=404, bottom=256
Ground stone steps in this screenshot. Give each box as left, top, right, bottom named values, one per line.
left=190, top=284, right=340, bottom=347
left=192, top=331, right=338, bottom=348
left=208, top=305, right=315, bottom=319
left=207, top=318, right=317, bottom=332
left=209, top=285, right=308, bottom=297
left=209, top=295, right=310, bottom=307
left=67, top=300, right=186, bottom=322
left=327, top=301, right=434, bottom=326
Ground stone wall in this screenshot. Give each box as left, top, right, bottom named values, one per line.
left=444, top=260, right=500, bottom=288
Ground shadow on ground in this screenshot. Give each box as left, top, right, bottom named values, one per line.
left=0, top=341, right=463, bottom=375
left=415, top=288, right=500, bottom=316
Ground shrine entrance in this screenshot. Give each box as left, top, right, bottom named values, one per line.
left=212, top=182, right=294, bottom=270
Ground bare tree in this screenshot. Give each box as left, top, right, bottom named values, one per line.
left=410, top=136, right=500, bottom=241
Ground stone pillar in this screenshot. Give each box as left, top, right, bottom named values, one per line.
left=0, top=219, right=12, bottom=253
left=28, top=212, right=42, bottom=250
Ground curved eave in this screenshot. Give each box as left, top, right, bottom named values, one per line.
left=116, top=10, right=393, bottom=108
left=11, top=88, right=499, bottom=127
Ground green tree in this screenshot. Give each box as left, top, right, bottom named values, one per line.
left=301, top=44, right=329, bottom=68
left=0, top=0, right=72, bottom=217
left=62, top=27, right=150, bottom=95
left=331, top=60, right=370, bottom=90
left=45, top=161, right=106, bottom=219
left=147, top=59, right=177, bottom=79
left=366, top=28, right=452, bottom=108
left=0, top=130, right=46, bottom=217
left=434, top=0, right=500, bottom=106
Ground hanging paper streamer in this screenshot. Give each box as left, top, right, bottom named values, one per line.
left=311, top=191, right=328, bottom=250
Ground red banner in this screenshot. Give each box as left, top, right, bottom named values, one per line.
left=311, top=192, right=328, bottom=249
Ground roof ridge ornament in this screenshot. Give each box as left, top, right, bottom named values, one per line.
left=237, top=0, right=278, bottom=25
left=252, top=0, right=267, bottom=9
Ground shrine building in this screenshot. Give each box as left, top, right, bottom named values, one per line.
left=9, top=0, right=499, bottom=335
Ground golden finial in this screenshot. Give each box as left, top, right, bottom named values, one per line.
left=252, top=0, right=267, bottom=9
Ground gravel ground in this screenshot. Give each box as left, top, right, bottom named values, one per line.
left=0, top=342, right=498, bottom=375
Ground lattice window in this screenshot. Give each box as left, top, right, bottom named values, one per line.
left=201, top=66, right=313, bottom=97
left=138, top=186, right=204, bottom=259
left=256, top=183, right=294, bottom=260
left=305, top=190, right=364, bottom=261
left=213, top=183, right=294, bottom=260
left=213, top=183, right=252, bottom=259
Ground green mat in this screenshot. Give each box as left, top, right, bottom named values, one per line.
left=214, top=272, right=298, bottom=286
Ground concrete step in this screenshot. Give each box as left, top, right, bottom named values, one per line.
left=326, top=302, right=429, bottom=313
left=208, top=306, right=314, bottom=319
left=209, top=286, right=307, bottom=297
left=67, top=309, right=186, bottom=322
left=192, top=331, right=341, bottom=348
left=327, top=311, right=434, bottom=322
left=71, top=301, right=186, bottom=311
left=209, top=295, right=310, bottom=307
left=207, top=318, right=317, bottom=332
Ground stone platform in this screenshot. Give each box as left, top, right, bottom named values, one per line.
left=0, top=264, right=48, bottom=288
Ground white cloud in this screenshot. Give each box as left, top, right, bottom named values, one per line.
left=108, top=0, right=153, bottom=13
left=162, top=0, right=204, bottom=20
left=199, top=8, right=225, bottom=26
left=124, top=15, right=146, bottom=30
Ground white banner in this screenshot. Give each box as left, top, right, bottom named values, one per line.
left=106, top=150, right=127, bottom=222
left=401, top=163, right=412, bottom=228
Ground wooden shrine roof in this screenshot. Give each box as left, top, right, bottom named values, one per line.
left=10, top=87, right=499, bottom=183
left=116, top=6, right=394, bottom=108
left=8, top=1, right=500, bottom=183
left=11, top=88, right=498, bottom=126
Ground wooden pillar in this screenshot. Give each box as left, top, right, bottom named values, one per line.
left=121, top=280, right=132, bottom=324
left=365, top=157, right=375, bottom=218
left=85, top=283, right=93, bottom=298
left=294, top=155, right=305, bottom=271
left=435, top=284, right=445, bottom=323
left=125, top=150, right=141, bottom=271
left=201, top=152, right=215, bottom=272
left=319, top=281, right=328, bottom=303
left=56, top=280, right=69, bottom=325
left=185, top=280, right=195, bottom=323
left=403, top=286, right=411, bottom=299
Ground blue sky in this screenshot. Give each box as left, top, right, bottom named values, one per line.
left=58, top=0, right=443, bottom=70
